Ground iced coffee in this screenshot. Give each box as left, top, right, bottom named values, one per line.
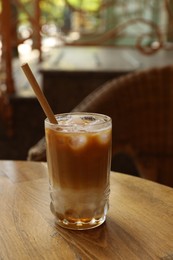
left=45, top=112, right=112, bottom=230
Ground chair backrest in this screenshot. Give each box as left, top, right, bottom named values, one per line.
left=72, top=65, right=173, bottom=187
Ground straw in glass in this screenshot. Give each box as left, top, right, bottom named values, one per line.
left=21, top=63, right=57, bottom=124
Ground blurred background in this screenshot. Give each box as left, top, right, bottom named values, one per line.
left=1, top=0, right=173, bottom=178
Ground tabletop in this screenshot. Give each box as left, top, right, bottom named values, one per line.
left=40, top=46, right=140, bottom=73
left=39, top=47, right=141, bottom=118
left=40, top=46, right=173, bottom=74
left=0, top=160, right=173, bottom=260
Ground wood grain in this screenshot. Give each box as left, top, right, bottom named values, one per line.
left=0, top=160, right=173, bottom=259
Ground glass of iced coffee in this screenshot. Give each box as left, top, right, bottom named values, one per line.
left=45, top=112, right=112, bottom=230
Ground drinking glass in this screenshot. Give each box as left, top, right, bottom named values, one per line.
left=45, top=112, right=112, bottom=230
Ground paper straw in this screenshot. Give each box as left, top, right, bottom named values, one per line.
left=21, top=63, right=57, bottom=124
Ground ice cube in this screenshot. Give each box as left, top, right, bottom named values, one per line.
left=98, top=131, right=110, bottom=144
left=68, top=135, right=87, bottom=149
left=66, top=116, right=85, bottom=126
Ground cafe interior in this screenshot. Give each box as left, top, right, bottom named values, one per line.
left=1, top=0, right=173, bottom=188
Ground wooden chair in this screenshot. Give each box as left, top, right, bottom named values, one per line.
left=28, top=65, right=173, bottom=187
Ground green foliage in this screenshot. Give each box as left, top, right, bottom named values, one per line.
left=67, top=0, right=101, bottom=12
left=40, top=0, right=65, bottom=25
left=16, top=0, right=101, bottom=29
left=17, top=0, right=64, bottom=24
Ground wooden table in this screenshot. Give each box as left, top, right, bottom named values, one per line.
left=40, top=47, right=173, bottom=114
left=1, top=160, right=173, bottom=259
left=40, top=46, right=140, bottom=113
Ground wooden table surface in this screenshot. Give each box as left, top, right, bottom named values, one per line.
left=40, top=47, right=173, bottom=73
left=39, top=47, right=173, bottom=115
left=40, top=46, right=140, bottom=73
left=0, top=160, right=173, bottom=259
left=40, top=47, right=140, bottom=114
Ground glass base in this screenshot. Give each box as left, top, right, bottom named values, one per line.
left=55, top=215, right=106, bottom=230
